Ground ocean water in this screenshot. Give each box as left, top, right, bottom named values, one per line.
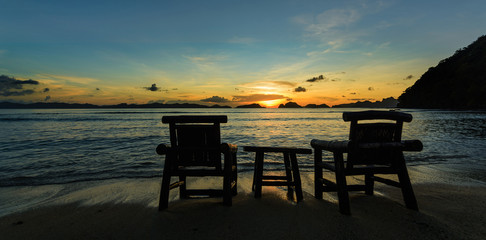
left=1, top=108, right=486, bottom=187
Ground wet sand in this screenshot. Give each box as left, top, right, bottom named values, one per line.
left=1, top=171, right=485, bottom=240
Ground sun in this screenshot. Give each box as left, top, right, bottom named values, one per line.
left=259, top=99, right=283, bottom=108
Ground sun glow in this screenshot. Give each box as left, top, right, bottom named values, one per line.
left=259, top=99, right=283, bottom=108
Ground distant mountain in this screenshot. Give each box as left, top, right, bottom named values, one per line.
left=0, top=102, right=231, bottom=109
left=304, top=103, right=330, bottom=108
left=236, top=103, right=265, bottom=108
left=398, top=35, right=486, bottom=109
left=278, top=102, right=302, bottom=108
left=332, top=97, right=398, bottom=108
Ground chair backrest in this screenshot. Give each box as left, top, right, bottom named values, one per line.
left=162, top=115, right=227, bottom=169
left=343, top=111, right=413, bottom=166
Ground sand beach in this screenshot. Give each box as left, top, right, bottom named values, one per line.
left=1, top=169, right=485, bottom=240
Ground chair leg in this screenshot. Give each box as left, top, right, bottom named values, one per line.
left=232, top=152, right=238, bottom=196
left=365, top=174, right=374, bottom=195
left=254, top=151, right=264, bottom=198
left=223, top=175, right=232, bottom=206
left=290, top=153, right=303, bottom=202
left=396, top=153, right=418, bottom=210
left=314, top=149, right=323, bottom=199
left=334, top=152, right=350, bottom=215
left=159, top=169, right=171, bottom=211
left=252, top=155, right=257, bottom=191
left=222, top=152, right=233, bottom=206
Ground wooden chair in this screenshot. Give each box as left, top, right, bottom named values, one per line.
left=156, top=115, right=237, bottom=210
left=311, top=111, right=423, bottom=215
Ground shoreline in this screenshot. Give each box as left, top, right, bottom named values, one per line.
left=1, top=170, right=486, bottom=239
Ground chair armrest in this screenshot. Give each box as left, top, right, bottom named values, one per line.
left=311, top=139, right=423, bottom=152
left=311, top=139, right=350, bottom=152
left=221, top=143, right=238, bottom=153
left=156, top=144, right=171, bottom=155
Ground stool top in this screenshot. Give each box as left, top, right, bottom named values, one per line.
left=243, top=146, right=312, bottom=154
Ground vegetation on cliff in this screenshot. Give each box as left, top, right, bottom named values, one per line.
left=398, top=35, right=486, bottom=109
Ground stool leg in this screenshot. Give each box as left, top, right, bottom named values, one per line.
left=283, top=152, right=294, bottom=196
left=254, top=151, right=264, bottom=198
left=290, top=153, right=303, bottom=202
left=252, top=155, right=257, bottom=191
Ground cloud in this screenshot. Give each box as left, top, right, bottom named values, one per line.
left=200, top=96, right=230, bottom=103
left=38, top=74, right=98, bottom=84
left=306, top=75, right=326, bottom=82
left=44, top=95, right=51, bottom=101
left=144, top=83, right=160, bottom=92
left=269, top=81, right=296, bottom=87
left=348, top=98, right=374, bottom=101
left=294, top=86, right=307, bottom=92
left=228, top=36, right=258, bottom=44
left=241, top=81, right=296, bottom=89
left=350, top=92, right=357, bottom=95
left=320, top=96, right=340, bottom=102
left=96, top=88, right=100, bottom=91
left=148, top=100, right=165, bottom=104
left=232, top=94, right=288, bottom=102
left=368, top=87, right=375, bottom=91
left=301, top=8, right=360, bottom=37
left=43, top=88, right=50, bottom=92
left=0, top=75, right=39, bottom=96
left=404, top=75, right=414, bottom=80
left=184, top=54, right=227, bottom=71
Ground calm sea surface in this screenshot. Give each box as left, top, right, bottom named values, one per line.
left=1, top=108, right=486, bottom=187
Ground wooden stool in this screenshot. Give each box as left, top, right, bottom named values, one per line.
left=243, top=146, right=312, bottom=202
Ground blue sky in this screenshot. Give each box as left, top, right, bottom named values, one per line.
left=1, top=0, right=485, bottom=106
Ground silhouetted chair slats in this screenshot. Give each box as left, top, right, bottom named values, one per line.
left=156, top=115, right=237, bottom=210
left=311, top=110, right=422, bottom=215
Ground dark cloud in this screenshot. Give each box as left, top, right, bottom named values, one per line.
left=404, top=75, right=414, bottom=80
left=200, top=96, right=230, bottom=103
left=306, top=74, right=325, bottom=82
left=348, top=98, right=374, bottom=101
left=43, top=88, right=50, bottom=92
left=0, top=75, right=39, bottom=96
left=368, top=87, right=374, bottom=91
left=44, top=95, right=51, bottom=101
left=96, top=88, right=100, bottom=91
left=350, top=92, right=357, bottom=95
left=294, top=86, right=306, bottom=92
left=148, top=100, right=165, bottom=104
left=232, top=94, right=288, bottom=102
left=144, top=83, right=160, bottom=91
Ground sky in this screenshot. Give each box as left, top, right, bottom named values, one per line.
left=1, top=0, right=485, bottom=107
